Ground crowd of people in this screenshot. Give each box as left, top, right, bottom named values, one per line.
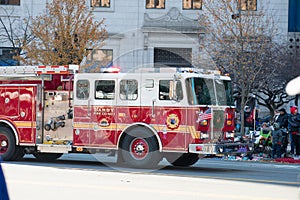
left=235, top=106, right=300, bottom=160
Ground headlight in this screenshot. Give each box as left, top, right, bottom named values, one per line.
left=226, top=120, right=232, bottom=125
left=201, top=132, right=209, bottom=139
left=225, top=132, right=234, bottom=138
left=200, top=120, right=208, bottom=126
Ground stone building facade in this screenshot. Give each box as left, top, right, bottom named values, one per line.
left=0, top=0, right=294, bottom=71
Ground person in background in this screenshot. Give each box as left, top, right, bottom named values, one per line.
left=235, top=111, right=241, bottom=133
left=260, top=122, right=272, bottom=146
left=244, top=106, right=253, bottom=135
left=271, top=123, right=283, bottom=159
left=288, top=106, right=300, bottom=159
left=273, top=109, right=280, bottom=124
left=275, top=108, right=289, bottom=129
left=274, top=108, right=289, bottom=154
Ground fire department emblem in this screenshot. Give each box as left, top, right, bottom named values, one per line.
left=99, top=118, right=110, bottom=127
left=166, top=113, right=180, bottom=130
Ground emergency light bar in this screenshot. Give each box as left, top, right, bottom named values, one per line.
left=0, top=65, right=79, bottom=76
left=133, top=67, right=221, bottom=75
left=100, top=66, right=120, bottom=73
left=180, top=68, right=221, bottom=75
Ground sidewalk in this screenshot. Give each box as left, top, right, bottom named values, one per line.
left=232, top=131, right=300, bottom=164
left=204, top=154, right=300, bottom=164
left=274, top=157, right=300, bottom=164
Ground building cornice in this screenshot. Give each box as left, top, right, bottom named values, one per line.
left=143, top=7, right=204, bottom=34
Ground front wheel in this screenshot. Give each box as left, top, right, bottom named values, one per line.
left=165, top=153, right=199, bottom=167
left=120, top=127, right=162, bottom=168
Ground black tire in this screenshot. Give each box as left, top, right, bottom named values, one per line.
left=0, top=126, right=19, bottom=161
left=33, top=153, right=63, bottom=161
left=11, top=147, right=25, bottom=160
left=120, top=127, right=162, bottom=168
left=166, top=153, right=199, bottom=167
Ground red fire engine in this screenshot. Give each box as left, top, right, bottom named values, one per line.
left=0, top=65, right=252, bottom=168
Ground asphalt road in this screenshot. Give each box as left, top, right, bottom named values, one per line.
left=5, top=153, right=300, bottom=187
left=3, top=161, right=298, bottom=200
left=2, top=153, right=300, bottom=200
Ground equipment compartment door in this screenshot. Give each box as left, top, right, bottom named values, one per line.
left=0, top=85, right=36, bottom=143
left=18, top=86, right=36, bottom=143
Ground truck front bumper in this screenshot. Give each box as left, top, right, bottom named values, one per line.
left=189, top=142, right=254, bottom=155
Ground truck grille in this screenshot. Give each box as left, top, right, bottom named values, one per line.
left=210, top=108, right=225, bottom=140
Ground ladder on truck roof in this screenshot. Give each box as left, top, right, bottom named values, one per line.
left=0, top=65, right=79, bottom=76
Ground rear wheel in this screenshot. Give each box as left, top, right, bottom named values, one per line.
left=0, top=126, right=21, bottom=161
left=120, top=127, right=162, bottom=168
left=33, top=153, right=63, bottom=161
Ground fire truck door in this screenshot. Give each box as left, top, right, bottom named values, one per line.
left=140, top=77, right=158, bottom=123
left=157, top=79, right=187, bottom=151
left=140, top=77, right=187, bottom=151
left=89, top=79, right=117, bottom=147
left=115, top=76, right=141, bottom=129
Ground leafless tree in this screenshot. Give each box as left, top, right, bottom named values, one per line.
left=254, top=42, right=300, bottom=117
left=199, top=0, right=283, bottom=134
left=0, top=7, right=34, bottom=65
left=18, top=0, right=107, bottom=65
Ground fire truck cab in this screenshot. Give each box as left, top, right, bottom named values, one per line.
left=0, top=66, right=252, bottom=168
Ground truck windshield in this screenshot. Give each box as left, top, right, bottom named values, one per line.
left=186, top=77, right=234, bottom=106
left=215, top=79, right=234, bottom=106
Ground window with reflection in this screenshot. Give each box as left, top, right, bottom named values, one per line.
left=87, top=49, right=113, bottom=66
left=186, top=78, right=215, bottom=105
left=186, top=77, right=234, bottom=106
left=159, top=80, right=171, bottom=100
left=84, top=49, right=113, bottom=73
left=159, top=80, right=183, bottom=101
left=183, top=0, right=202, bottom=10
left=0, top=0, right=20, bottom=5
left=146, top=0, right=165, bottom=9
left=239, top=0, right=257, bottom=11
left=91, top=0, right=110, bottom=7
left=215, top=79, right=234, bottom=106
left=120, top=80, right=138, bottom=100
left=95, top=80, right=115, bottom=100
left=76, top=80, right=90, bottom=100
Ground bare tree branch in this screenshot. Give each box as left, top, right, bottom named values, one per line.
left=200, top=0, right=286, bottom=134
left=17, top=0, right=107, bottom=65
